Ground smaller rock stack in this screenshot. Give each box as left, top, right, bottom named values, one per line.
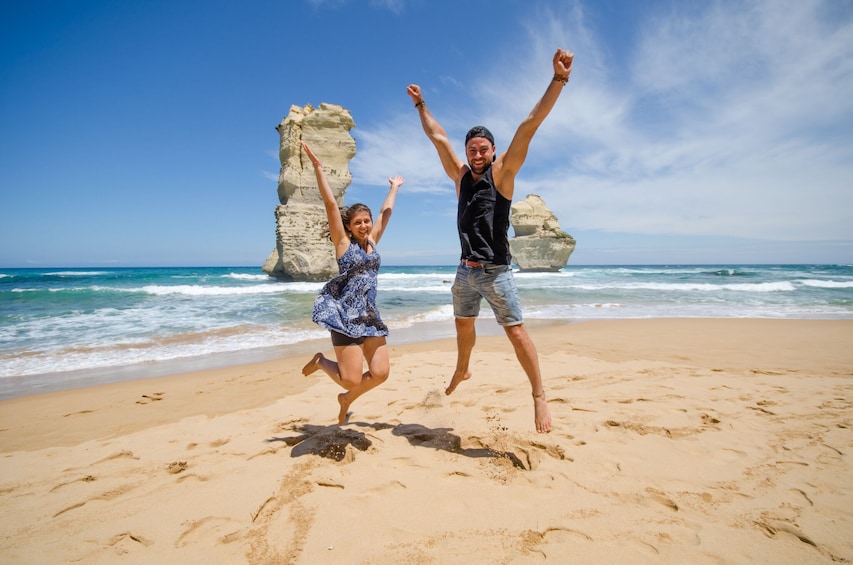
left=509, top=194, right=576, bottom=272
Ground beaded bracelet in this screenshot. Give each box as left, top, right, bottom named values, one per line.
left=552, top=74, right=569, bottom=85
left=415, top=100, right=425, bottom=108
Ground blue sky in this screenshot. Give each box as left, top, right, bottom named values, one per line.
left=1, top=0, right=851, bottom=267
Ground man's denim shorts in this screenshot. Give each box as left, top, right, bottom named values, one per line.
left=452, top=263, right=523, bottom=326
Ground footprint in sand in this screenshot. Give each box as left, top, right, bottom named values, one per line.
left=421, top=389, right=444, bottom=408
left=95, top=450, right=138, bottom=464
left=175, top=516, right=242, bottom=548
left=53, top=501, right=87, bottom=517
left=49, top=474, right=96, bottom=493
left=362, top=480, right=406, bottom=495
left=107, top=532, right=153, bottom=548
left=604, top=417, right=717, bottom=439
left=645, top=487, right=679, bottom=511
left=398, top=390, right=445, bottom=411
left=273, top=418, right=308, bottom=432
left=136, top=392, right=165, bottom=405
left=53, top=483, right=136, bottom=518
left=755, top=518, right=820, bottom=549
left=167, top=461, right=188, bottom=474
left=63, top=409, right=94, bottom=417
left=747, top=404, right=776, bottom=416
left=701, top=413, right=721, bottom=425
left=540, top=527, right=594, bottom=543
left=80, top=532, right=153, bottom=558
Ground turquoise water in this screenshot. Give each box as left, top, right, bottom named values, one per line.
left=1, top=264, right=851, bottom=396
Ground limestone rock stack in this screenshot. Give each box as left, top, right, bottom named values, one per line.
left=509, top=194, right=576, bottom=272
left=262, top=103, right=356, bottom=281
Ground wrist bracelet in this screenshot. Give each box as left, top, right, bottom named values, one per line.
left=415, top=100, right=425, bottom=109
left=552, top=74, right=569, bottom=85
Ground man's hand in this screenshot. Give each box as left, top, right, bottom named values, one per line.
left=553, top=49, right=574, bottom=78
left=407, top=84, right=424, bottom=105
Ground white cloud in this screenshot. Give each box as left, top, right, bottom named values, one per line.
left=525, top=0, right=853, bottom=243
left=354, top=0, right=853, bottom=258
left=351, top=119, right=455, bottom=195
left=368, top=0, right=405, bottom=15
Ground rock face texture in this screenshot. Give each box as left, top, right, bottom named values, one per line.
left=262, top=103, right=356, bottom=281
left=509, top=194, right=576, bottom=272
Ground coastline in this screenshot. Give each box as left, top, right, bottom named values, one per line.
left=0, top=318, right=504, bottom=401
left=2, top=318, right=850, bottom=451
left=1, top=318, right=851, bottom=563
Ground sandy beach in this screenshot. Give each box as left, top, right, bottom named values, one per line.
left=1, top=318, right=851, bottom=564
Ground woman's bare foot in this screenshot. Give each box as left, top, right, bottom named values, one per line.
left=337, top=392, right=351, bottom=426
left=302, top=353, right=324, bottom=376
left=445, top=371, right=471, bottom=395
left=533, top=394, right=552, bottom=433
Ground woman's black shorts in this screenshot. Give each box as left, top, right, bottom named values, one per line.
left=330, top=331, right=366, bottom=346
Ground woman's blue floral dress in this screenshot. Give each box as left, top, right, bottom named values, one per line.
left=312, top=240, right=388, bottom=338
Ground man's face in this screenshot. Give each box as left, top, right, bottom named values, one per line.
left=465, top=137, right=495, bottom=175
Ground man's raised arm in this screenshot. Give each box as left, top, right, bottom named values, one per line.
left=500, top=49, right=574, bottom=179
left=407, top=84, right=465, bottom=185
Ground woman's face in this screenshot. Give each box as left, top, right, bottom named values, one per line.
left=347, top=210, right=372, bottom=243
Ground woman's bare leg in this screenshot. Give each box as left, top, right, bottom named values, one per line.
left=302, top=343, right=365, bottom=391
left=302, top=353, right=341, bottom=384
left=337, top=337, right=389, bottom=425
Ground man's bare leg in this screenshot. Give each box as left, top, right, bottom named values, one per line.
left=446, top=317, right=476, bottom=395
left=504, top=323, right=552, bottom=433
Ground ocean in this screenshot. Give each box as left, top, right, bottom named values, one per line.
left=1, top=264, right=851, bottom=398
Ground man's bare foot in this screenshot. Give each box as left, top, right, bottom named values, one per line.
left=533, top=394, right=552, bottom=433
left=301, top=353, right=323, bottom=376
left=337, top=392, right=351, bottom=426
left=445, top=371, right=471, bottom=395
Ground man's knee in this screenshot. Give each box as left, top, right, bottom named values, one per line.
left=503, top=322, right=530, bottom=343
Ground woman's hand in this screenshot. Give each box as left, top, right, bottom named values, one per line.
left=300, top=140, right=321, bottom=168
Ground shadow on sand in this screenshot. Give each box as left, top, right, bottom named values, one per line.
left=267, top=421, right=526, bottom=469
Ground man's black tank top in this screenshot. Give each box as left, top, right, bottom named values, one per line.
left=457, top=167, right=512, bottom=265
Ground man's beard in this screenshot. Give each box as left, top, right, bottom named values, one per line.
left=469, top=160, right=492, bottom=175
